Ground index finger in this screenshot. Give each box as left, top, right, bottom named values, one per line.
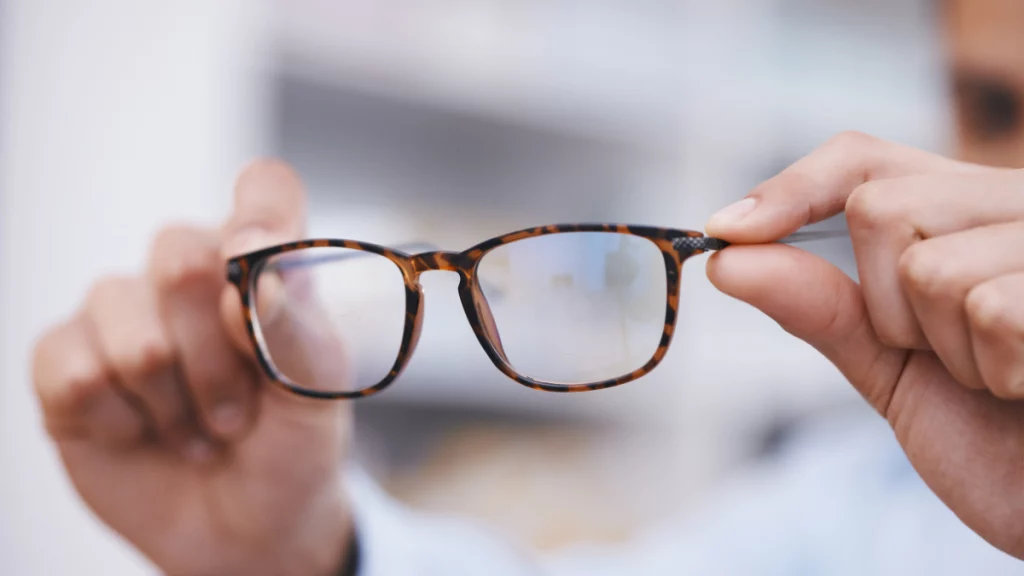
left=705, top=131, right=984, bottom=243
left=219, top=159, right=309, bottom=356
left=220, top=158, right=308, bottom=260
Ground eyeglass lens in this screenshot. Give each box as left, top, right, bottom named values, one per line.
left=477, top=232, right=668, bottom=386
left=252, top=247, right=407, bottom=394
left=249, top=232, right=670, bottom=393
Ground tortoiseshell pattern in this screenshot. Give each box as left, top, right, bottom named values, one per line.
left=227, top=224, right=729, bottom=400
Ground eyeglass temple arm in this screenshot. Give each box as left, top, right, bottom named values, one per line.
left=678, top=230, right=848, bottom=255
left=271, top=232, right=847, bottom=267
left=776, top=230, right=849, bottom=244
left=274, top=232, right=848, bottom=267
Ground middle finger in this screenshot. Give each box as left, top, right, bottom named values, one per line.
left=846, top=169, right=1024, bottom=350
left=150, top=225, right=259, bottom=445
left=85, top=275, right=190, bottom=443
left=899, top=221, right=1024, bottom=389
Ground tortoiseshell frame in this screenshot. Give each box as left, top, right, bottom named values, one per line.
left=227, top=224, right=730, bottom=400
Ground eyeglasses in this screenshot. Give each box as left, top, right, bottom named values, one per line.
left=226, top=224, right=841, bottom=400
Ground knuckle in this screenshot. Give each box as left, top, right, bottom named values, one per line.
left=898, top=243, right=949, bottom=297
left=984, top=363, right=1024, bottom=399
left=34, top=329, right=108, bottom=413
left=966, top=284, right=1012, bottom=335
left=61, top=360, right=109, bottom=410
left=116, top=335, right=175, bottom=380
left=988, top=377, right=1024, bottom=400
left=1011, top=373, right=1024, bottom=398
left=846, top=182, right=898, bottom=231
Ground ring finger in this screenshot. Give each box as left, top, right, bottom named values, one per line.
left=966, top=272, right=1024, bottom=399
left=847, top=169, right=1024, bottom=350
left=84, top=276, right=191, bottom=444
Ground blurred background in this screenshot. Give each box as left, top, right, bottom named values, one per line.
left=1, top=0, right=957, bottom=572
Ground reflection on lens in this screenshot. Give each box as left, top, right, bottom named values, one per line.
left=477, top=232, right=668, bottom=385
left=252, top=247, right=407, bottom=394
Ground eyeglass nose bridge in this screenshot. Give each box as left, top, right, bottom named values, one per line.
left=405, top=249, right=509, bottom=364
left=409, top=250, right=475, bottom=275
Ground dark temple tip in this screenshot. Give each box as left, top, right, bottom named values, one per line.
left=703, top=238, right=731, bottom=251
left=672, top=236, right=731, bottom=256
left=226, top=260, right=243, bottom=283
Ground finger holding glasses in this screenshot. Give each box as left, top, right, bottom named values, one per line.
left=706, top=130, right=1024, bottom=559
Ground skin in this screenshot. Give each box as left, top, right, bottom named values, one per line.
left=706, top=133, right=1024, bottom=558
left=32, top=162, right=353, bottom=576
left=945, top=0, right=1024, bottom=166
left=29, top=0, right=1024, bottom=572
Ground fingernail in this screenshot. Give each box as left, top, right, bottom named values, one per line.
left=212, top=403, right=246, bottom=437
left=708, top=198, right=758, bottom=228
left=184, top=437, right=215, bottom=464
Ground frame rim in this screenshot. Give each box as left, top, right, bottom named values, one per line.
left=230, top=241, right=421, bottom=400
left=226, top=223, right=710, bottom=399
left=461, top=225, right=691, bottom=393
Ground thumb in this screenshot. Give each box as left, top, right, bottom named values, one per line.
left=706, top=244, right=908, bottom=417
left=221, top=159, right=308, bottom=259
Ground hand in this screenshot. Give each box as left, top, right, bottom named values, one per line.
left=706, top=132, right=1024, bottom=559
left=31, top=161, right=353, bottom=576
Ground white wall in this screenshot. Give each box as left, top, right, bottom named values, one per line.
left=0, top=0, right=9, bottom=561
left=0, top=1, right=268, bottom=573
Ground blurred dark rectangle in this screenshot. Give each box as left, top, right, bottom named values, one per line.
left=271, top=72, right=653, bottom=219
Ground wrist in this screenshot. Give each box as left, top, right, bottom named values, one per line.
left=256, top=498, right=355, bottom=576
left=172, top=492, right=354, bottom=576
left=335, top=524, right=361, bottom=576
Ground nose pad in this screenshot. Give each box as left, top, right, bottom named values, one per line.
left=406, top=289, right=425, bottom=358
left=475, top=294, right=506, bottom=357
left=461, top=276, right=508, bottom=362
